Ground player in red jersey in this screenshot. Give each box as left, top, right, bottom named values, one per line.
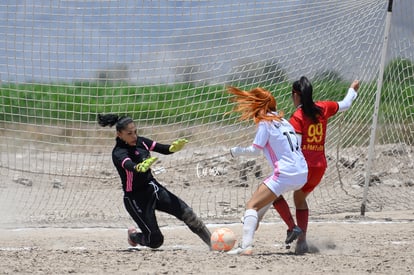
left=273, top=76, right=359, bottom=254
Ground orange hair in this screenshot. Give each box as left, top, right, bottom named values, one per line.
left=227, top=86, right=284, bottom=124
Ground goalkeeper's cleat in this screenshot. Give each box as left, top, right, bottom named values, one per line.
left=227, top=245, right=253, bottom=256
left=285, top=226, right=303, bottom=245
left=135, top=157, right=158, bottom=173
left=169, top=138, right=188, bottom=153
left=128, top=226, right=138, bottom=247
left=295, top=240, right=309, bottom=255
left=128, top=226, right=147, bottom=247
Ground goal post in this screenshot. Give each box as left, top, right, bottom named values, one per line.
left=0, top=0, right=413, bottom=228
left=361, top=0, right=393, bottom=216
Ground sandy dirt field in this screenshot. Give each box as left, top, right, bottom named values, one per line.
left=0, top=134, right=413, bottom=274
left=0, top=210, right=413, bottom=275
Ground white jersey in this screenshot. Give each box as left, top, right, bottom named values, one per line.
left=253, top=118, right=308, bottom=196
left=253, top=119, right=308, bottom=178
left=230, top=117, right=308, bottom=195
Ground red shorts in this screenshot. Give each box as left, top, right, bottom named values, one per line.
left=301, top=166, right=326, bottom=193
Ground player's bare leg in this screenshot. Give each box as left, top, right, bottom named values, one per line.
left=228, top=183, right=277, bottom=255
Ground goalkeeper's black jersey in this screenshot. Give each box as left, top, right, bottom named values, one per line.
left=112, top=136, right=171, bottom=193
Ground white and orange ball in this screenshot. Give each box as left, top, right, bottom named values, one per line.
left=210, top=227, right=236, bottom=252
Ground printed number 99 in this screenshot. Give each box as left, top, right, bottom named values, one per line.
left=307, top=123, right=323, bottom=143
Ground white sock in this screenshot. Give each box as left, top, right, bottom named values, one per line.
left=242, top=209, right=258, bottom=248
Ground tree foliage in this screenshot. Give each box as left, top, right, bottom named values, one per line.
left=383, top=58, right=414, bottom=85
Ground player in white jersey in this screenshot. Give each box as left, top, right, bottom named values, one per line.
left=226, top=86, right=308, bottom=256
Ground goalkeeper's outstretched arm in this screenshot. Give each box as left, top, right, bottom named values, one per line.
left=149, top=138, right=189, bottom=155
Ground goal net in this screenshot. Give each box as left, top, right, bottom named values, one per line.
left=0, top=0, right=413, bottom=228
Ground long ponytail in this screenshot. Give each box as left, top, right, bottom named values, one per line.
left=293, top=76, right=322, bottom=123
left=98, top=113, right=133, bottom=132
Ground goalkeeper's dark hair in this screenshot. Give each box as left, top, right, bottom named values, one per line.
left=293, top=76, right=322, bottom=123
left=98, top=113, right=134, bottom=132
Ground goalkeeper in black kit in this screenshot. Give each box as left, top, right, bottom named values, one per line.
left=98, top=113, right=211, bottom=249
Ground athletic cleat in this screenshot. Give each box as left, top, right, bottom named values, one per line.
left=285, top=226, right=303, bottom=246
left=295, top=240, right=309, bottom=255
left=128, top=226, right=138, bottom=247
left=128, top=226, right=147, bottom=247
left=227, top=245, right=253, bottom=256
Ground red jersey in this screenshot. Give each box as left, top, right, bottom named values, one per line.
left=289, top=101, right=338, bottom=168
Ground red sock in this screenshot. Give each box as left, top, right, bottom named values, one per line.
left=273, top=197, right=295, bottom=230
left=296, top=209, right=309, bottom=241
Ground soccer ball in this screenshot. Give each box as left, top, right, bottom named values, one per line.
left=210, top=227, right=236, bottom=252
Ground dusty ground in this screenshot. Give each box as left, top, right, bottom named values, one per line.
left=0, top=210, right=413, bottom=275
left=0, top=135, right=413, bottom=274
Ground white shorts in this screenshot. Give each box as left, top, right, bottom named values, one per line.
left=263, top=172, right=307, bottom=197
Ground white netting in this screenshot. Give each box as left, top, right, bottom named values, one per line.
left=0, top=0, right=413, bottom=228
